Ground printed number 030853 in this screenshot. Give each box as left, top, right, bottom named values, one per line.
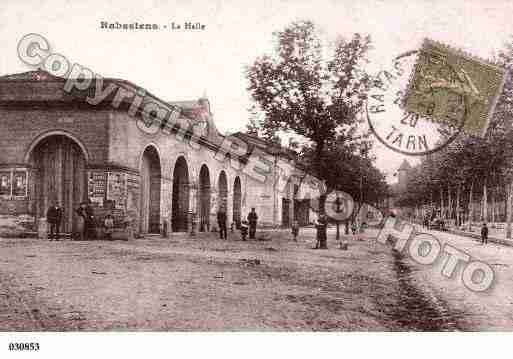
left=8, top=342, right=40, bottom=351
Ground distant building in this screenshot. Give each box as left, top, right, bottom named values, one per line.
left=386, top=159, right=413, bottom=216
left=397, top=159, right=412, bottom=193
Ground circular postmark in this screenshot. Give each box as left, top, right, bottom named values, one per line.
left=366, top=49, right=468, bottom=156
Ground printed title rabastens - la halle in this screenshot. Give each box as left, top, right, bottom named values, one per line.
left=100, top=21, right=206, bottom=30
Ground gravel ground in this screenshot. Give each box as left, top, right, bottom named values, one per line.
left=0, top=226, right=508, bottom=331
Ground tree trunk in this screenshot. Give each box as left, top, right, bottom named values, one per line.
left=491, top=186, right=496, bottom=226
left=448, top=186, right=452, bottom=220
left=314, top=141, right=325, bottom=220
left=440, top=185, right=444, bottom=219
left=468, top=181, right=474, bottom=231
left=507, top=181, right=512, bottom=239
left=456, top=184, right=461, bottom=227
left=315, top=141, right=324, bottom=179
left=483, top=183, right=488, bottom=223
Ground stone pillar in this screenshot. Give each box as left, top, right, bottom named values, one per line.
left=210, top=188, right=218, bottom=232
left=189, top=181, right=198, bottom=235
left=226, top=189, right=233, bottom=228
left=161, top=178, right=172, bottom=238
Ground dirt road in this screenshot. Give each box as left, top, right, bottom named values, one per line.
left=398, top=227, right=513, bottom=331
left=0, top=227, right=508, bottom=331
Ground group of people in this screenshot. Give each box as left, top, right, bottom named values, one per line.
left=46, top=201, right=115, bottom=241
left=216, top=207, right=334, bottom=247
left=47, top=202, right=339, bottom=244
left=216, top=207, right=259, bottom=241
left=75, top=201, right=96, bottom=241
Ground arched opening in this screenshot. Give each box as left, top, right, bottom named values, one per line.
left=218, top=171, right=228, bottom=212
left=233, top=176, right=242, bottom=228
left=29, top=134, right=87, bottom=233
left=198, top=165, right=211, bottom=232
left=140, top=146, right=161, bottom=234
left=172, top=156, right=190, bottom=232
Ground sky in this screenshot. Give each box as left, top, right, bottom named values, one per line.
left=1, top=0, right=513, bottom=183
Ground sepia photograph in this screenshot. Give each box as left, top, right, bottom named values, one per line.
left=1, top=0, right=513, bottom=357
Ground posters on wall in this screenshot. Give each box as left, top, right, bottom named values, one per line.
left=88, top=171, right=107, bottom=207
left=107, top=172, right=127, bottom=210
left=86, top=171, right=134, bottom=211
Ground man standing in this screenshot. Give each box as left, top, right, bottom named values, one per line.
left=247, top=208, right=258, bottom=240
left=85, top=201, right=95, bottom=240
left=481, top=222, right=488, bottom=245
left=76, top=202, right=87, bottom=241
left=217, top=209, right=227, bottom=239
left=76, top=201, right=95, bottom=240
left=46, top=202, right=63, bottom=241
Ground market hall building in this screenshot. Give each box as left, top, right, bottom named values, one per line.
left=0, top=70, right=321, bottom=238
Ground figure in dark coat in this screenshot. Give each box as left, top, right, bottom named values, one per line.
left=76, top=202, right=95, bottom=240
left=46, top=202, right=63, bottom=241
left=85, top=202, right=96, bottom=239
left=217, top=210, right=227, bottom=239
left=481, top=222, right=488, bottom=244
left=315, top=214, right=328, bottom=249
left=247, top=208, right=258, bottom=239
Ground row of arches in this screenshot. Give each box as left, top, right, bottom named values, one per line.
left=140, top=146, right=243, bottom=234
left=28, top=133, right=243, bottom=234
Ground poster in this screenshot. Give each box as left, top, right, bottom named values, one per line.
left=12, top=171, right=27, bottom=197
left=88, top=171, right=107, bottom=199
left=0, top=171, right=11, bottom=196
left=107, top=172, right=127, bottom=209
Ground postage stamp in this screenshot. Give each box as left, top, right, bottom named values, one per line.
left=366, top=49, right=466, bottom=156
left=404, top=38, right=508, bottom=137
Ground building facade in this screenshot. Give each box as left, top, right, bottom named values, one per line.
left=0, top=70, right=322, bottom=237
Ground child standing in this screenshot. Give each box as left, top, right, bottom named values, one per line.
left=240, top=220, right=249, bottom=241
